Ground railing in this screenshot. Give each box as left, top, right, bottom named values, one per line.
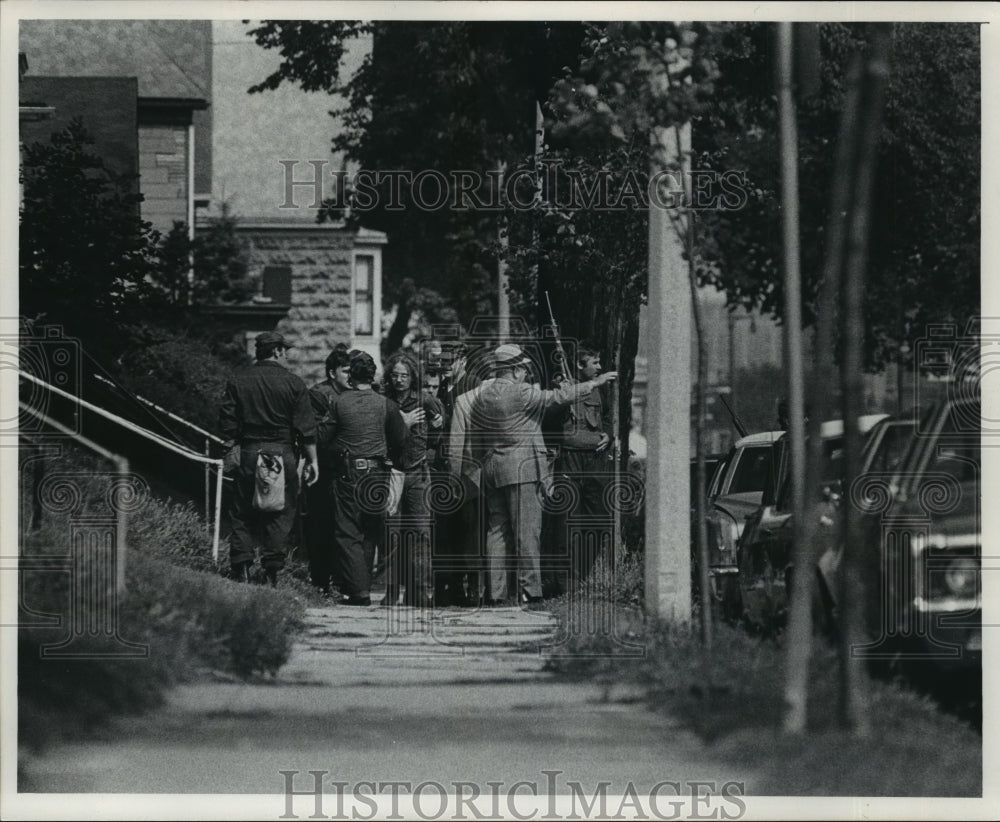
left=19, top=370, right=225, bottom=562
left=91, top=372, right=228, bottom=533
left=19, top=400, right=132, bottom=593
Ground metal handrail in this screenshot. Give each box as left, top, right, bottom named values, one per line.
left=20, top=400, right=131, bottom=593
left=19, top=371, right=224, bottom=563
left=91, top=372, right=227, bottom=445
left=19, top=370, right=219, bottom=465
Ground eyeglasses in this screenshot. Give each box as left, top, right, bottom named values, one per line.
left=390, top=372, right=410, bottom=380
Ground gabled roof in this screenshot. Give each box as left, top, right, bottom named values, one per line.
left=19, top=19, right=210, bottom=102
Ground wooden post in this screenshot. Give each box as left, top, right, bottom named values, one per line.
left=776, top=22, right=808, bottom=728
left=643, top=123, right=691, bottom=625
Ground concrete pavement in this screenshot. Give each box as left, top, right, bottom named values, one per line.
left=18, top=601, right=756, bottom=808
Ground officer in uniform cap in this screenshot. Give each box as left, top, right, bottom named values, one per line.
left=219, top=331, right=319, bottom=585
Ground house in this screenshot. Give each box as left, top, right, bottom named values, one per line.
left=18, top=18, right=385, bottom=380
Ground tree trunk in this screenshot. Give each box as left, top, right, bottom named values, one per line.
left=783, top=51, right=864, bottom=734
left=384, top=300, right=413, bottom=356
left=838, top=24, right=891, bottom=737
left=688, top=211, right=712, bottom=648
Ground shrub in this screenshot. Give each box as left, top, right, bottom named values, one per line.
left=545, top=596, right=982, bottom=796
left=112, top=321, right=247, bottom=435
left=18, top=446, right=305, bottom=750
left=130, top=497, right=220, bottom=573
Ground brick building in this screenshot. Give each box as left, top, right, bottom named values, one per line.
left=19, top=19, right=385, bottom=381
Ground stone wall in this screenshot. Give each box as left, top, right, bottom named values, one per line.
left=139, top=124, right=188, bottom=234
left=239, top=226, right=355, bottom=383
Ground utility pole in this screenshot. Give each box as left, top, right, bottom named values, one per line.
left=643, top=123, right=691, bottom=625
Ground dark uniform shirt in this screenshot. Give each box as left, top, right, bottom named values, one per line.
left=327, top=390, right=408, bottom=464
left=552, top=383, right=612, bottom=450
left=219, top=360, right=316, bottom=445
left=310, top=379, right=346, bottom=463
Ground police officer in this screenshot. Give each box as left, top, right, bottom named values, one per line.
left=324, top=351, right=408, bottom=605
left=307, top=344, right=352, bottom=596
left=219, top=331, right=318, bottom=585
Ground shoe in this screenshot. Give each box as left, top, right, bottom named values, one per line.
left=344, top=595, right=372, bottom=607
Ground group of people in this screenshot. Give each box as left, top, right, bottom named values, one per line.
left=218, top=330, right=617, bottom=607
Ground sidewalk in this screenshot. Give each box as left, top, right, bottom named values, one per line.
left=18, top=602, right=755, bottom=801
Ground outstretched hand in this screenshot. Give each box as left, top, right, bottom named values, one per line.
left=595, top=371, right=618, bottom=386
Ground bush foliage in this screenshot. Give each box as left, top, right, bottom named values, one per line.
left=545, top=600, right=981, bottom=796
left=18, top=447, right=306, bottom=751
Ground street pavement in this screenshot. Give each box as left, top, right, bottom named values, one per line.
left=18, top=601, right=756, bottom=808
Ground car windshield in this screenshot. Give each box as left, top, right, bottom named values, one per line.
left=865, top=421, right=915, bottom=473
left=928, top=399, right=981, bottom=483
left=727, top=446, right=775, bottom=494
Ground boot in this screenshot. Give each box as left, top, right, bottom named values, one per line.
left=264, top=567, right=279, bottom=588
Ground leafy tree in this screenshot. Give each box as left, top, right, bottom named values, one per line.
left=19, top=117, right=161, bottom=345
left=696, top=22, right=980, bottom=368
left=248, top=20, right=584, bottom=352
left=150, top=205, right=257, bottom=308
left=20, top=118, right=256, bottom=432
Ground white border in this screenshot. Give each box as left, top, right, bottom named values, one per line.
left=2, top=2, right=997, bottom=821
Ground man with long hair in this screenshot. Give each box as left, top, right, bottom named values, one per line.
left=381, top=351, right=445, bottom=606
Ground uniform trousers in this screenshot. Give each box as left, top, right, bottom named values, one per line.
left=228, top=442, right=299, bottom=571
left=306, top=477, right=342, bottom=591
left=548, top=448, right=612, bottom=588
left=332, top=465, right=387, bottom=597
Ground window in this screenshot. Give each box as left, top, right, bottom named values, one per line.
left=727, top=445, right=775, bottom=495
left=354, top=254, right=375, bottom=336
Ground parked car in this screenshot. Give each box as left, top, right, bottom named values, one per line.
left=851, top=394, right=981, bottom=671
left=815, top=414, right=917, bottom=619
left=693, top=431, right=783, bottom=610
left=733, top=414, right=890, bottom=626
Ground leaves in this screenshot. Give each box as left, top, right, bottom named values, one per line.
left=19, top=118, right=161, bottom=339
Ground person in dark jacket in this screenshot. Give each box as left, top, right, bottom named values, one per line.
left=306, top=344, right=352, bottom=596
left=218, top=331, right=318, bottom=586
left=323, top=351, right=408, bottom=605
